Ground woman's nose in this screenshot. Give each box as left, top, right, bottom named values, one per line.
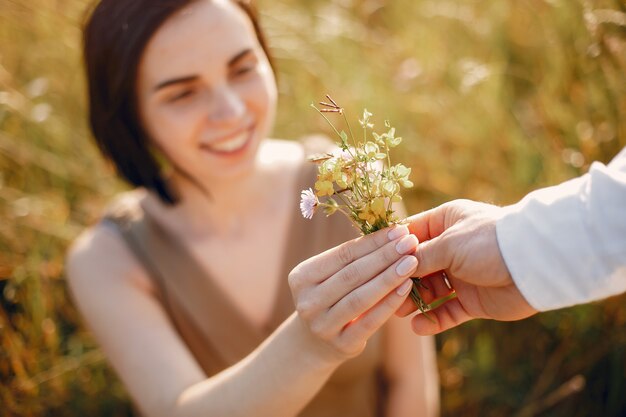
left=207, top=85, right=245, bottom=124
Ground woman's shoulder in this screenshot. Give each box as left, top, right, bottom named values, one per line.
left=258, top=138, right=303, bottom=164
left=66, top=192, right=155, bottom=299
left=101, top=188, right=148, bottom=220
left=67, top=189, right=144, bottom=276
left=298, top=134, right=339, bottom=155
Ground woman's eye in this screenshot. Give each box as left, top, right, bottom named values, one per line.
left=169, top=89, right=194, bottom=102
left=232, top=64, right=256, bottom=77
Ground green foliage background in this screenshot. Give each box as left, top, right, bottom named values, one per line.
left=1, top=0, right=625, bottom=415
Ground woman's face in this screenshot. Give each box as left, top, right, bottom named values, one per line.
left=136, top=0, right=277, bottom=183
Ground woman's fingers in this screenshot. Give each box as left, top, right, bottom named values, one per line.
left=339, top=278, right=414, bottom=354
left=289, top=225, right=410, bottom=290
left=289, top=225, right=419, bottom=359
left=314, top=234, right=418, bottom=308
left=326, top=255, right=418, bottom=330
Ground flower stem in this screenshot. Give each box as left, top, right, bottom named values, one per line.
left=409, top=278, right=435, bottom=322
left=342, top=111, right=358, bottom=150
left=311, top=104, right=344, bottom=140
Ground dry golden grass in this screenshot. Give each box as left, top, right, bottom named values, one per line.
left=1, top=0, right=625, bottom=415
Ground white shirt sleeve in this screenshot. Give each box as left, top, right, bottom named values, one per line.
left=495, top=147, right=626, bottom=311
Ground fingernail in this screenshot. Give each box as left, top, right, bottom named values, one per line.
left=395, top=234, right=418, bottom=254
left=396, top=255, right=418, bottom=276
left=396, top=279, right=413, bottom=296
left=387, top=225, right=409, bottom=241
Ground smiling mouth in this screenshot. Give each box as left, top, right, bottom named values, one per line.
left=201, top=127, right=254, bottom=155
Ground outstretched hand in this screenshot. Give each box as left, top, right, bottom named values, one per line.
left=289, top=225, right=419, bottom=363
left=396, top=199, right=538, bottom=335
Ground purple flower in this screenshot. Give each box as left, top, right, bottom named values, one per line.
left=300, top=188, right=319, bottom=219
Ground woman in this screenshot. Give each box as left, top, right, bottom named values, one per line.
left=66, top=0, right=439, bottom=416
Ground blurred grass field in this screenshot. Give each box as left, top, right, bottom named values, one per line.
left=1, top=0, right=625, bottom=415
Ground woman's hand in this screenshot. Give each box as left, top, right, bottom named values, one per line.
left=288, top=225, right=419, bottom=364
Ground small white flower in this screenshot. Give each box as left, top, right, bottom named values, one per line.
left=300, top=188, right=319, bottom=219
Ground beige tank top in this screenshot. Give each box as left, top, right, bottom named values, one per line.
left=103, top=139, right=389, bottom=417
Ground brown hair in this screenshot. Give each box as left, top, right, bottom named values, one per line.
left=83, top=0, right=273, bottom=204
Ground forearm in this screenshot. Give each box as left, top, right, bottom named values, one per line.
left=383, top=319, right=440, bottom=417
left=387, top=380, right=439, bottom=417
left=172, top=313, right=339, bottom=417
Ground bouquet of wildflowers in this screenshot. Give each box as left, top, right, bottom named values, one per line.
left=300, top=95, right=428, bottom=313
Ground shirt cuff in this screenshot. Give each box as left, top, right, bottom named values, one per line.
left=496, top=158, right=626, bottom=311
left=495, top=176, right=591, bottom=312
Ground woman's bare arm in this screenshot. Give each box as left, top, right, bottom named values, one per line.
left=67, top=223, right=418, bottom=417
left=383, top=317, right=440, bottom=417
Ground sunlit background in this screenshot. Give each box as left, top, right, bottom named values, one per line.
left=1, top=0, right=625, bottom=415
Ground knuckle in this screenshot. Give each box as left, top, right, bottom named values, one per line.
left=367, top=228, right=388, bottom=248
left=382, top=243, right=400, bottom=264
left=381, top=267, right=400, bottom=288
left=414, top=246, right=427, bottom=269
left=295, top=296, right=315, bottom=315
left=287, top=268, right=302, bottom=292
left=336, top=242, right=354, bottom=265
left=384, top=290, right=402, bottom=309
left=345, top=291, right=364, bottom=314
left=339, top=264, right=362, bottom=287
left=294, top=295, right=313, bottom=316
left=294, top=297, right=307, bottom=313
left=296, top=292, right=327, bottom=323
left=297, top=307, right=314, bottom=324
left=359, top=314, right=379, bottom=334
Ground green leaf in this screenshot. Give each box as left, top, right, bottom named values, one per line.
left=339, top=130, right=348, bottom=145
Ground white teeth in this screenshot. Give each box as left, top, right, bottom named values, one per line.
left=208, top=132, right=248, bottom=152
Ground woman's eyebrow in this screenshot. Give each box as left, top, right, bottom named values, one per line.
left=228, top=48, right=254, bottom=67
left=153, top=49, right=254, bottom=92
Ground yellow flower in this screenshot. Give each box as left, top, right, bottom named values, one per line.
left=357, top=198, right=386, bottom=225
left=371, top=197, right=386, bottom=217
left=315, top=180, right=334, bottom=197
left=358, top=209, right=376, bottom=225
